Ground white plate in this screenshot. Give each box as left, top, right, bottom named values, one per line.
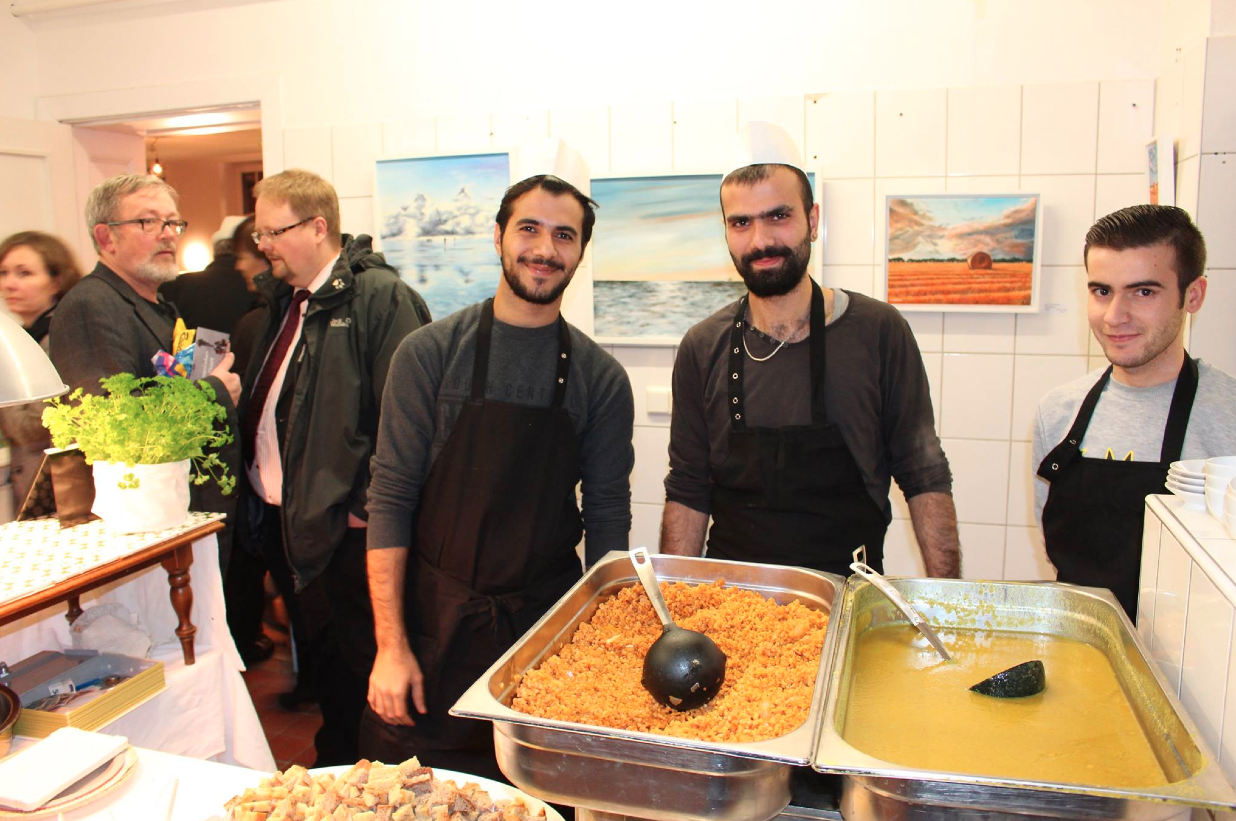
left=1172, top=459, right=1208, bottom=475
left=1167, top=482, right=1207, bottom=510
left=1168, top=472, right=1206, bottom=487
left=308, top=765, right=563, bottom=821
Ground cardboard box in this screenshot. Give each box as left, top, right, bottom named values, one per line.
left=8, top=651, right=164, bottom=738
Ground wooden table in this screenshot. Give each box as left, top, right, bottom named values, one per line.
left=0, top=514, right=225, bottom=665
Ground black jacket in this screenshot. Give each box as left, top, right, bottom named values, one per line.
left=158, top=252, right=257, bottom=337
left=241, top=235, right=430, bottom=589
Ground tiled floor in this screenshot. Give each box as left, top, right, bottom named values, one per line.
left=240, top=643, right=322, bottom=771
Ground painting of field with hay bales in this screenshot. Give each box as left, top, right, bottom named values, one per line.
left=885, top=194, right=1041, bottom=313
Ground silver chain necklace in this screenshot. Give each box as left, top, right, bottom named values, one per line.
left=742, top=306, right=811, bottom=362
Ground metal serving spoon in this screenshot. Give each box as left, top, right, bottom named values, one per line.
left=849, top=547, right=952, bottom=662
left=629, top=547, right=727, bottom=711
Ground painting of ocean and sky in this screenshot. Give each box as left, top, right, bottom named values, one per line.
left=886, top=194, right=1041, bottom=313
left=591, top=175, right=743, bottom=340
left=375, top=153, right=510, bottom=320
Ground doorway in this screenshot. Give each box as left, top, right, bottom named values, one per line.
left=68, top=104, right=263, bottom=273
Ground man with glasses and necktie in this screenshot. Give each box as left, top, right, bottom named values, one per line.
left=242, top=168, right=430, bottom=766
left=51, top=173, right=242, bottom=404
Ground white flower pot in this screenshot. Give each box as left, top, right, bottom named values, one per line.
left=91, top=459, right=191, bottom=534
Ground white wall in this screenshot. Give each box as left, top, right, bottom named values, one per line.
left=0, top=14, right=38, bottom=120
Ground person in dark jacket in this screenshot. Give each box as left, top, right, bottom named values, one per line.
left=159, top=215, right=256, bottom=337
left=243, top=169, right=430, bottom=766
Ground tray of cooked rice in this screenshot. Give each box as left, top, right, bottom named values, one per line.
left=450, top=551, right=844, bottom=821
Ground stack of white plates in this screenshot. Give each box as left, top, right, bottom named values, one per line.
left=1204, top=457, right=1236, bottom=521
left=1167, top=459, right=1207, bottom=510
left=1226, top=477, right=1236, bottom=540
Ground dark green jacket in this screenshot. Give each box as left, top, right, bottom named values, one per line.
left=242, top=234, right=430, bottom=589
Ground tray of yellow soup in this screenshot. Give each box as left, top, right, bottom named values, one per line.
left=813, top=577, right=1236, bottom=819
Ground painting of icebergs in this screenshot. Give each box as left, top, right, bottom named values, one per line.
left=375, top=152, right=510, bottom=320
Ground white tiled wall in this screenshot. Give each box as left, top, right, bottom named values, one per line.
left=292, top=80, right=1159, bottom=579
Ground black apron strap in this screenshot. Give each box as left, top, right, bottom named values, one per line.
left=1160, top=356, right=1199, bottom=463
left=726, top=281, right=827, bottom=432
left=726, top=300, right=748, bottom=432
left=551, top=315, right=572, bottom=408
left=471, top=299, right=495, bottom=401
left=806, top=279, right=828, bottom=427
left=1037, top=367, right=1112, bottom=481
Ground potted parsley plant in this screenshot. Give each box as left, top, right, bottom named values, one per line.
left=42, top=373, right=235, bottom=533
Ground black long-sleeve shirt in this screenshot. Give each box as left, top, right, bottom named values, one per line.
left=665, top=289, right=952, bottom=521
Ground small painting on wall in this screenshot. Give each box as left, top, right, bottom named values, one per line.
left=1146, top=137, right=1176, bottom=206
left=884, top=194, right=1041, bottom=313
left=374, top=152, right=510, bottom=320
left=591, top=172, right=817, bottom=341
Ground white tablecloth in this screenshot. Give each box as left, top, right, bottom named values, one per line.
left=0, top=521, right=275, bottom=771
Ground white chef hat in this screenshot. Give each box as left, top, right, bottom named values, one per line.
left=725, top=121, right=805, bottom=178
left=509, top=138, right=591, bottom=197
left=213, top=215, right=247, bottom=246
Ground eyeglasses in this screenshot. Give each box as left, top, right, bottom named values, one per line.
left=252, top=216, right=317, bottom=244
left=106, top=218, right=188, bottom=236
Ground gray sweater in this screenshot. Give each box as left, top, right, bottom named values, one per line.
left=1033, top=359, right=1236, bottom=527
left=367, top=302, right=635, bottom=565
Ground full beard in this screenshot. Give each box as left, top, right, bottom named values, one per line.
left=501, top=252, right=575, bottom=306
left=733, top=234, right=812, bottom=298
left=136, top=252, right=179, bottom=285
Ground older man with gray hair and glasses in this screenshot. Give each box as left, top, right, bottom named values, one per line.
left=50, top=173, right=240, bottom=404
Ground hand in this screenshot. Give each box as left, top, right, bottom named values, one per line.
left=368, top=643, right=427, bottom=726
left=208, top=352, right=242, bottom=406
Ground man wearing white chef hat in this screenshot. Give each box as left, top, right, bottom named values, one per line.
left=362, top=140, right=635, bottom=779
left=1034, top=205, right=1236, bottom=619
left=661, top=122, right=961, bottom=578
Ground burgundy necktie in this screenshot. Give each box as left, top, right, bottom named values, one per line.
left=243, top=289, right=310, bottom=463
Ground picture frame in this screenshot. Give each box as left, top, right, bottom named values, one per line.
left=1146, top=136, right=1176, bottom=207
left=590, top=171, right=819, bottom=344
left=373, top=151, right=511, bottom=321
left=883, top=193, right=1042, bottom=313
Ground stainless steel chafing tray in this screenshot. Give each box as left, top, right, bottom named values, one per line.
left=451, top=551, right=845, bottom=821
left=813, top=577, right=1236, bottom=820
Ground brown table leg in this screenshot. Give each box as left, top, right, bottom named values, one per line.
left=160, top=543, right=196, bottom=665
left=66, top=596, right=83, bottom=624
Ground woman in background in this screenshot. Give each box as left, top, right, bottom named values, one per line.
left=0, top=231, right=84, bottom=509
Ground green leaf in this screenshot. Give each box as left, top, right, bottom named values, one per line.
left=42, top=373, right=236, bottom=495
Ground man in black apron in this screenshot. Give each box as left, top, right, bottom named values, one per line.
left=661, top=122, right=960, bottom=579
left=361, top=170, right=635, bottom=781
left=1035, top=205, right=1230, bottom=620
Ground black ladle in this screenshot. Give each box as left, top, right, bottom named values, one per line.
left=629, top=547, right=727, bottom=711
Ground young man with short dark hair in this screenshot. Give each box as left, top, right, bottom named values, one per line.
left=362, top=172, right=634, bottom=778
left=1034, top=204, right=1236, bottom=618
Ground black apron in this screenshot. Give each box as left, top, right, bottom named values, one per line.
left=1037, top=357, right=1198, bottom=619
left=365, top=300, right=584, bottom=775
left=707, top=280, right=888, bottom=577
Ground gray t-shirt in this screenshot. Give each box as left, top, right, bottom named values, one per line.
left=1032, top=359, right=1236, bottom=526
left=367, top=302, right=635, bottom=564
left=666, top=289, right=951, bottom=521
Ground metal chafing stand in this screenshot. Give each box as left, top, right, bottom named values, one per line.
left=451, top=553, right=1236, bottom=821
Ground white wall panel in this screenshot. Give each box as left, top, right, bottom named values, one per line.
left=1021, top=82, right=1099, bottom=175
left=806, top=92, right=875, bottom=179
left=945, top=174, right=1020, bottom=194
left=382, top=119, right=436, bottom=157
left=1010, top=354, right=1089, bottom=441
left=611, top=100, right=673, bottom=175
left=1004, top=525, right=1054, bottom=581
left=941, top=438, right=1011, bottom=526
left=882, top=519, right=926, bottom=577
left=283, top=127, right=332, bottom=180
left=903, top=312, right=943, bottom=353
left=1006, top=440, right=1036, bottom=528
left=549, top=106, right=610, bottom=175
left=1197, top=155, right=1236, bottom=269
left=1180, top=566, right=1234, bottom=755
left=1180, top=41, right=1208, bottom=161
left=959, top=523, right=1006, bottom=580
left=947, top=85, right=1021, bottom=177
left=491, top=110, right=549, bottom=151
left=339, top=196, right=374, bottom=239
left=1096, top=80, right=1155, bottom=173
left=331, top=123, right=381, bottom=198
left=611, top=345, right=676, bottom=428
left=435, top=113, right=491, bottom=154
left=631, top=426, right=671, bottom=506
left=673, top=99, right=737, bottom=173
left=1094, top=173, right=1148, bottom=220
left=940, top=354, right=1014, bottom=441
left=821, top=265, right=875, bottom=298
left=820, top=179, right=875, bottom=265
left=943, top=313, right=1016, bottom=354
left=876, top=89, right=947, bottom=177
left=1202, top=37, right=1236, bottom=153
